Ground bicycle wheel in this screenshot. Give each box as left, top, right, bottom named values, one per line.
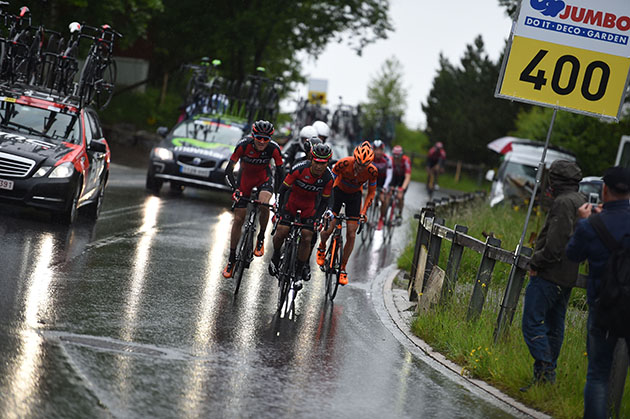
left=93, top=59, right=117, bottom=109
left=326, top=236, right=342, bottom=301
left=232, top=228, right=252, bottom=295
left=277, top=240, right=295, bottom=312
left=78, top=54, right=96, bottom=107
left=384, top=201, right=395, bottom=242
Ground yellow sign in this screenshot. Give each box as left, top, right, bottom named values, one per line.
left=499, top=35, right=630, bottom=119
left=308, top=91, right=327, bottom=105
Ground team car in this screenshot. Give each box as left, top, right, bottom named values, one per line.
left=146, top=114, right=247, bottom=194
left=0, top=88, right=110, bottom=224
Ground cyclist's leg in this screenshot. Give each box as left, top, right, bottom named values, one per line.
left=224, top=205, right=246, bottom=277
left=339, top=191, right=361, bottom=283
left=318, top=186, right=343, bottom=250
left=255, top=186, right=273, bottom=256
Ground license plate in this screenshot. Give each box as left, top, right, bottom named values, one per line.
left=0, top=178, right=14, bottom=190
left=181, top=165, right=210, bottom=177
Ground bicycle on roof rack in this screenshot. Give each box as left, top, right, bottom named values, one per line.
left=0, top=4, right=32, bottom=84
left=77, top=23, right=121, bottom=109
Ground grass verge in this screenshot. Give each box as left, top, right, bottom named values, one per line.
left=397, top=202, right=630, bottom=418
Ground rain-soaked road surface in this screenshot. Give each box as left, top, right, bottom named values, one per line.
left=0, top=161, right=520, bottom=418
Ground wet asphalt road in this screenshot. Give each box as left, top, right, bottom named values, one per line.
left=0, top=161, right=519, bottom=418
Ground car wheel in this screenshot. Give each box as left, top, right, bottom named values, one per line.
left=59, top=182, right=81, bottom=225
left=146, top=172, right=162, bottom=195
left=85, top=177, right=106, bottom=220
left=169, top=182, right=184, bottom=195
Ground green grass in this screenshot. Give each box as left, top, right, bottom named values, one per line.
left=100, top=86, right=182, bottom=130
left=397, top=203, right=630, bottom=418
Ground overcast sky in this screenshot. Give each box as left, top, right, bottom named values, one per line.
left=292, top=0, right=514, bottom=129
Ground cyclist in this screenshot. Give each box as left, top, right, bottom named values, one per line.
left=223, top=120, right=283, bottom=278
left=389, top=145, right=412, bottom=223
left=269, top=143, right=334, bottom=290
left=426, top=141, right=446, bottom=190
left=371, top=140, right=393, bottom=231
left=282, top=125, right=318, bottom=169
left=316, top=141, right=377, bottom=285
left=312, top=120, right=330, bottom=143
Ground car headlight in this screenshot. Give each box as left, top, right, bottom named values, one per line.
left=220, top=160, right=239, bottom=171
left=49, top=162, right=75, bottom=178
left=153, top=147, right=174, bottom=161
left=33, top=166, right=52, bottom=178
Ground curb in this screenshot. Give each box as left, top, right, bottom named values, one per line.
left=373, top=267, right=551, bottom=419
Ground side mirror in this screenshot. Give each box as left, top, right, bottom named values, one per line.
left=156, top=126, right=169, bottom=138
left=89, top=139, right=107, bottom=153
left=485, top=169, right=495, bottom=182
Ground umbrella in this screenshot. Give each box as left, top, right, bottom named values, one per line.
left=487, top=136, right=531, bottom=154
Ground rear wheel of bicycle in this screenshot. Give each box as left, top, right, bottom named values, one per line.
left=233, top=229, right=252, bottom=295
left=277, top=240, right=297, bottom=312
left=78, top=55, right=96, bottom=108
left=384, top=202, right=395, bottom=241
left=93, top=60, right=117, bottom=109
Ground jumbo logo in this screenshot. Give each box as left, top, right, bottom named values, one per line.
left=531, top=0, right=565, bottom=17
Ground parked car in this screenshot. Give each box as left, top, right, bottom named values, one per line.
left=146, top=114, right=247, bottom=195
left=579, top=176, right=603, bottom=204
left=0, top=87, right=110, bottom=224
left=485, top=140, right=576, bottom=207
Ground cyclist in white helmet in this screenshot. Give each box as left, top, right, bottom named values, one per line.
left=312, top=120, right=330, bottom=143
left=283, top=125, right=317, bottom=169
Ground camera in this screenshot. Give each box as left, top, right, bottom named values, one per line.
left=588, top=193, right=599, bottom=205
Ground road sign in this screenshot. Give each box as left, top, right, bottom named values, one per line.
left=496, top=0, right=630, bottom=120
left=308, top=78, right=328, bottom=105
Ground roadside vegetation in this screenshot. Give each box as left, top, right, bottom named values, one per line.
left=397, top=203, right=630, bottom=419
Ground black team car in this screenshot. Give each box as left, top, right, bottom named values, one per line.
left=146, top=114, right=247, bottom=194
left=0, top=87, right=110, bottom=224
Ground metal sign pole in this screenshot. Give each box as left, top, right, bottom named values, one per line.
left=515, top=107, right=557, bottom=256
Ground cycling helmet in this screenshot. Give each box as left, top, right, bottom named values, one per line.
left=299, top=125, right=317, bottom=141
left=304, top=135, right=322, bottom=155
left=312, top=120, right=330, bottom=140
left=69, top=22, right=81, bottom=33
left=373, top=139, right=384, bottom=149
left=311, top=143, right=333, bottom=163
left=354, top=141, right=374, bottom=165
left=252, top=120, right=274, bottom=137
left=436, top=141, right=444, bottom=148
left=392, top=145, right=403, bottom=157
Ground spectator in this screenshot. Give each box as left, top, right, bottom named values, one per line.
left=521, top=160, right=585, bottom=391
left=566, top=166, right=630, bottom=419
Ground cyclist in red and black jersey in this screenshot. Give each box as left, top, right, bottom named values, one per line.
left=371, top=140, right=393, bottom=230
left=269, top=143, right=334, bottom=290
left=223, top=120, right=283, bottom=278
left=388, top=145, right=412, bottom=222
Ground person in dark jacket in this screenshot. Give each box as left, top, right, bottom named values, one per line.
left=566, top=166, right=630, bottom=419
left=521, top=159, right=585, bottom=389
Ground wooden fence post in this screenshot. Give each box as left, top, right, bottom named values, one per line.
left=466, top=236, right=501, bottom=321
left=408, top=207, right=434, bottom=301
left=609, top=339, right=629, bottom=418
left=421, top=217, right=445, bottom=295
left=493, top=246, right=534, bottom=342
left=440, top=224, right=468, bottom=304
left=454, top=161, right=462, bottom=183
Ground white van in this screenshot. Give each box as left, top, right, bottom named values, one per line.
left=616, top=135, right=630, bottom=168
left=486, top=140, right=576, bottom=207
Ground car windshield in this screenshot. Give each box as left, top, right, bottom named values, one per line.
left=0, top=100, right=80, bottom=144
left=172, top=119, right=244, bottom=146
left=500, top=161, right=537, bottom=185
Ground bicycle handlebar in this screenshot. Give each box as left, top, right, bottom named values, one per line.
left=230, top=190, right=276, bottom=211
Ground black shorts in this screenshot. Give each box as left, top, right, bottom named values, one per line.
left=279, top=210, right=316, bottom=231
left=234, top=179, right=273, bottom=209
left=331, top=186, right=362, bottom=218
left=391, top=175, right=406, bottom=188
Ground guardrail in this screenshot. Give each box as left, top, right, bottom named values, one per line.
left=406, top=198, right=628, bottom=415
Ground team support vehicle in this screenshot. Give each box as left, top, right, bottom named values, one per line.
left=146, top=114, right=248, bottom=194
left=0, top=87, right=110, bottom=224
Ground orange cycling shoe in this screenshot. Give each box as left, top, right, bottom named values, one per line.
left=254, top=239, right=264, bottom=257
left=223, top=261, right=234, bottom=278
left=316, top=246, right=326, bottom=266
left=339, top=269, right=348, bottom=286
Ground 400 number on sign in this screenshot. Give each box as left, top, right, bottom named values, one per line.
left=499, top=35, right=630, bottom=118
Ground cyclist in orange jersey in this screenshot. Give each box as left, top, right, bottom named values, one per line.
left=316, top=141, right=377, bottom=285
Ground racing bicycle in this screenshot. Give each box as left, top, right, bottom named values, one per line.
left=230, top=189, right=274, bottom=295
left=383, top=187, right=402, bottom=242
left=360, top=187, right=381, bottom=243
left=271, top=210, right=313, bottom=318
left=321, top=211, right=363, bottom=302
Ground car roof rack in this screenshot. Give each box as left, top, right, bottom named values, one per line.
left=0, top=82, right=82, bottom=111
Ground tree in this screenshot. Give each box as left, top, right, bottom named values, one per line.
left=361, top=56, right=406, bottom=145
left=498, top=0, right=519, bottom=19
left=422, top=36, right=527, bottom=164
left=148, top=0, right=393, bottom=84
